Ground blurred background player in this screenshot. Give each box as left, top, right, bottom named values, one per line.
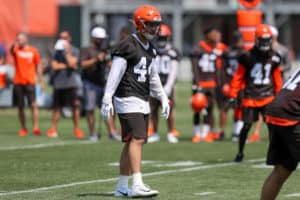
left=229, top=24, right=283, bottom=162
left=0, top=53, right=10, bottom=92
left=10, top=33, right=43, bottom=137
left=46, top=31, right=84, bottom=139
left=214, top=29, right=228, bottom=140
left=101, top=5, right=169, bottom=197
left=221, top=30, right=246, bottom=142
left=261, top=67, right=300, bottom=200
left=80, top=27, right=120, bottom=142
left=190, top=27, right=219, bottom=143
left=269, top=25, right=293, bottom=81
left=148, top=23, right=180, bottom=143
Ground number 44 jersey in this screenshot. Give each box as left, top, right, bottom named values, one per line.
left=229, top=47, right=283, bottom=107
left=112, top=34, right=157, bottom=101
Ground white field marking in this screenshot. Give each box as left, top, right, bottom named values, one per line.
left=153, top=161, right=203, bottom=167
left=194, top=192, right=216, bottom=196
left=108, top=160, right=159, bottom=166
left=0, top=141, right=91, bottom=151
left=0, top=158, right=265, bottom=197
left=252, top=164, right=273, bottom=169
left=286, top=193, right=300, bottom=198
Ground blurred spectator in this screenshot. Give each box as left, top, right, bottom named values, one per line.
left=80, top=27, right=120, bottom=141
left=0, top=53, right=9, bottom=90
left=10, top=32, right=43, bottom=137
left=46, top=31, right=84, bottom=139
left=270, top=26, right=293, bottom=81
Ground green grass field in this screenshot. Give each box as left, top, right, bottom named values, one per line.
left=0, top=82, right=299, bottom=200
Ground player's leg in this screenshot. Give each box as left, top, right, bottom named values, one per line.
left=83, top=81, right=97, bottom=140
left=261, top=165, right=292, bottom=200
left=148, top=98, right=160, bottom=143
left=234, top=122, right=251, bottom=162
left=232, top=106, right=244, bottom=142
left=47, top=89, right=62, bottom=137
left=14, top=85, right=27, bottom=136
left=26, top=85, right=40, bottom=135
left=202, top=91, right=214, bottom=142
left=71, top=88, right=84, bottom=138
left=248, top=113, right=263, bottom=143
left=192, top=111, right=201, bottom=143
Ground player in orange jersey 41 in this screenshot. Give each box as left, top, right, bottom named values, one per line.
left=228, top=24, right=283, bottom=162
left=148, top=23, right=181, bottom=144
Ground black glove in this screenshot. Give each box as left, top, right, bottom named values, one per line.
left=229, top=98, right=237, bottom=108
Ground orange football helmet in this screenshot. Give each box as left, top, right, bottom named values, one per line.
left=191, top=93, right=208, bottom=112
left=158, top=24, right=172, bottom=37
left=255, top=24, right=272, bottom=51
left=133, top=5, right=162, bottom=40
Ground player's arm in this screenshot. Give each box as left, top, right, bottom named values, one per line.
left=229, top=64, right=246, bottom=98
left=80, top=48, right=97, bottom=69
left=35, top=50, right=44, bottom=90
left=51, top=60, right=67, bottom=71
left=163, top=59, right=178, bottom=96
left=273, top=66, right=283, bottom=94
left=103, top=56, right=127, bottom=98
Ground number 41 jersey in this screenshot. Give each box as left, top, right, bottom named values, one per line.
left=112, top=34, right=157, bottom=101
left=236, top=47, right=282, bottom=100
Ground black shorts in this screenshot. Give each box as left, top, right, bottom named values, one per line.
left=53, top=88, right=79, bottom=108
left=242, top=106, right=266, bottom=123
left=118, top=113, right=149, bottom=143
left=266, top=123, right=300, bottom=171
left=13, top=84, right=36, bottom=107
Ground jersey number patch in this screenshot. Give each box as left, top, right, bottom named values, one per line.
left=250, top=63, right=271, bottom=85
left=134, top=57, right=148, bottom=82
left=198, top=54, right=216, bottom=72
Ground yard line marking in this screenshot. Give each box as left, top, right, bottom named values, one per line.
left=286, top=193, right=300, bottom=197
left=0, top=158, right=264, bottom=197
left=0, top=141, right=91, bottom=151
left=194, top=192, right=216, bottom=196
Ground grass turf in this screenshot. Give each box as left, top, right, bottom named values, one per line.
left=0, top=81, right=299, bottom=200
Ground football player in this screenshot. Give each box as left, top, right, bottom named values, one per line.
left=229, top=24, right=283, bottom=162
left=101, top=5, right=169, bottom=198
left=221, top=31, right=246, bottom=141
left=261, top=67, right=300, bottom=200
left=190, top=27, right=219, bottom=143
left=148, top=23, right=180, bottom=143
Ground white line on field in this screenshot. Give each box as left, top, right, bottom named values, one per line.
left=194, top=192, right=216, bottom=196
left=0, top=141, right=91, bottom=151
left=286, top=193, right=300, bottom=198
left=0, top=158, right=264, bottom=197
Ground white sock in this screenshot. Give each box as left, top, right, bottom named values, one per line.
left=201, top=124, right=210, bottom=138
left=193, top=125, right=200, bottom=136
left=117, top=175, right=129, bottom=189
left=132, top=172, right=143, bottom=186
left=233, top=120, right=244, bottom=136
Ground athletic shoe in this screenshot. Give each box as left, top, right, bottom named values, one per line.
left=171, top=129, right=180, bottom=137
left=214, top=131, right=225, bottom=141
left=114, top=186, right=130, bottom=197
left=167, top=133, right=178, bottom=143
left=32, top=128, right=41, bottom=136
left=234, top=152, right=244, bottom=162
left=109, top=133, right=121, bottom=141
left=18, top=129, right=28, bottom=137
left=203, top=133, right=214, bottom=143
left=148, top=133, right=160, bottom=143
left=129, top=184, right=159, bottom=198
left=247, top=133, right=260, bottom=143
left=46, top=128, right=58, bottom=138
left=192, top=135, right=201, bottom=143
left=89, top=134, right=99, bottom=142
left=74, top=128, right=84, bottom=139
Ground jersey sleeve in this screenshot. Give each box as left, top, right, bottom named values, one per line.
left=111, top=39, right=137, bottom=60
left=229, top=64, right=246, bottom=98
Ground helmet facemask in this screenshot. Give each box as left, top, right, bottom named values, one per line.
left=140, top=20, right=161, bottom=40
left=256, top=37, right=272, bottom=51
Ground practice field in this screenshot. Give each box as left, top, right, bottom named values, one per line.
left=0, top=82, right=299, bottom=200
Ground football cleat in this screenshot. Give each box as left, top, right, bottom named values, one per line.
left=89, top=134, right=99, bottom=142
left=109, top=133, right=121, bottom=141
left=129, top=184, right=159, bottom=198
left=74, top=128, right=84, bottom=139
left=114, top=186, right=130, bottom=197
left=247, top=133, right=261, bottom=143
left=171, top=129, right=180, bottom=137
left=148, top=133, right=160, bottom=143
left=32, top=128, right=41, bottom=136
left=167, top=133, right=178, bottom=143
left=18, top=129, right=28, bottom=137
left=234, top=152, right=244, bottom=162
left=46, top=128, right=58, bottom=138
left=192, top=135, right=201, bottom=143
left=203, top=133, right=214, bottom=143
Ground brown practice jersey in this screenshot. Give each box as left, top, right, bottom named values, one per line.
left=111, top=34, right=157, bottom=101
left=191, top=40, right=218, bottom=88
left=266, top=67, right=300, bottom=122
left=229, top=47, right=283, bottom=107
left=155, top=44, right=180, bottom=85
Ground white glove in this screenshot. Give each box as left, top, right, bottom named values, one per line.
left=161, top=98, right=170, bottom=120
left=101, top=95, right=114, bottom=120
